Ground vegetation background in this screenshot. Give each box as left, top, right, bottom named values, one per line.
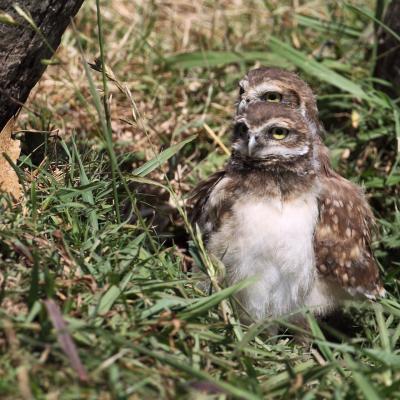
left=1, top=0, right=400, bottom=398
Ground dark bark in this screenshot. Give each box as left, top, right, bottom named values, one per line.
left=374, top=0, right=400, bottom=97
left=0, top=0, right=85, bottom=130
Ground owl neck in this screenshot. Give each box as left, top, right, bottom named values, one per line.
left=227, top=153, right=317, bottom=199
left=229, top=149, right=315, bottom=174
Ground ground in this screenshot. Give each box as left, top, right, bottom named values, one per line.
left=1, top=1, right=400, bottom=399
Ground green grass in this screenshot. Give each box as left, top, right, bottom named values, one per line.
left=1, top=0, right=400, bottom=398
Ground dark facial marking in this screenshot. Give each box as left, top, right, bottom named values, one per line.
left=233, top=121, right=249, bottom=140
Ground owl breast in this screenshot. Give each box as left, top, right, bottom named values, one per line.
left=208, top=189, right=319, bottom=321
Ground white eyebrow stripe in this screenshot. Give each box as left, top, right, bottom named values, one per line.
left=247, top=81, right=283, bottom=97
left=239, top=78, right=250, bottom=90
left=261, top=144, right=310, bottom=157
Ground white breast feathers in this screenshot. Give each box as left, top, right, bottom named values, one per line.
left=207, top=189, right=319, bottom=322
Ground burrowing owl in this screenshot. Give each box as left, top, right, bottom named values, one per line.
left=190, top=99, right=384, bottom=323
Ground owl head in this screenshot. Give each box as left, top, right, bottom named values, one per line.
left=237, top=67, right=319, bottom=132
left=231, top=102, right=317, bottom=173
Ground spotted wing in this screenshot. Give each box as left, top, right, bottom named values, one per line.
left=187, top=170, right=227, bottom=240
left=314, top=174, right=384, bottom=299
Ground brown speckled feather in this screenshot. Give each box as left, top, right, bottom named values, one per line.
left=315, top=174, right=384, bottom=299
left=188, top=170, right=226, bottom=238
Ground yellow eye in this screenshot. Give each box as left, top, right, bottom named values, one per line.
left=270, top=127, right=289, bottom=140
left=261, top=92, right=282, bottom=103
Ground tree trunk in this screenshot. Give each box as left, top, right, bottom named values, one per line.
left=374, top=0, right=400, bottom=97
left=0, top=0, right=85, bottom=130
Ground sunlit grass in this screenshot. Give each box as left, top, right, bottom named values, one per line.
left=0, top=0, right=399, bottom=398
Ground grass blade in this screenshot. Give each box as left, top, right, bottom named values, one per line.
left=167, top=50, right=291, bottom=69
left=345, top=355, right=381, bottom=400
left=133, top=135, right=196, bottom=177
left=268, top=36, right=387, bottom=107
left=180, top=277, right=255, bottom=320
left=345, top=3, right=400, bottom=43
left=136, top=345, right=261, bottom=400
left=71, top=137, right=99, bottom=233
left=96, top=272, right=134, bottom=316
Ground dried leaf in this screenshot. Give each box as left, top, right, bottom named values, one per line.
left=44, top=299, right=89, bottom=382
left=0, top=118, right=22, bottom=200
left=187, top=380, right=226, bottom=395
left=17, top=366, right=33, bottom=400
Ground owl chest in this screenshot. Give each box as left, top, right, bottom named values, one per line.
left=208, top=193, right=319, bottom=318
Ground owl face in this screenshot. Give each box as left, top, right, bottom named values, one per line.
left=232, top=102, right=315, bottom=168
left=237, top=67, right=318, bottom=125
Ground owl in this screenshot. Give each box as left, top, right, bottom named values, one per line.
left=190, top=100, right=384, bottom=323
left=235, top=67, right=384, bottom=294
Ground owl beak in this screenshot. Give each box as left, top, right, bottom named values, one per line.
left=237, top=99, right=246, bottom=113
left=248, top=135, right=258, bottom=156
